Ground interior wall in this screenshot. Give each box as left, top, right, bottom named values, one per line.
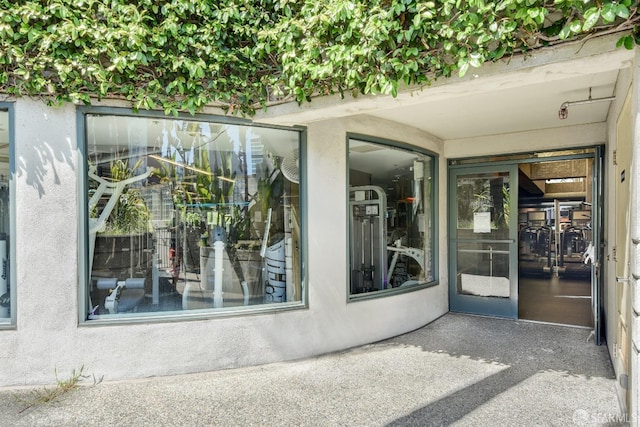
left=0, top=100, right=448, bottom=386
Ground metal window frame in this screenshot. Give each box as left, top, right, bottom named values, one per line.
left=77, top=106, right=308, bottom=325
left=346, top=132, right=439, bottom=303
left=0, top=102, right=16, bottom=328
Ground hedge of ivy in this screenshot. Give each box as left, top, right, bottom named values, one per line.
left=0, top=0, right=638, bottom=115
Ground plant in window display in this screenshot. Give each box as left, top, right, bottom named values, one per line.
left=89, top=156, right=154, bottom=293
left=89, top=158, right=151, bottom=235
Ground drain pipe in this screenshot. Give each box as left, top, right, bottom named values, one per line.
left=558, top=88, right=615, bottom=119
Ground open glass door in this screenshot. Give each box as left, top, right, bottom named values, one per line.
left=449, top=164, right=518, bottom=318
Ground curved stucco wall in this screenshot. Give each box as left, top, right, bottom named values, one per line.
left=0, top=99, right=448, bottom=386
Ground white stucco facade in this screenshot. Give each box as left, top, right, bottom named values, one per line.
left=0, top=99, right=448, bottom=387
left=1, top=35, right=639, bottom=425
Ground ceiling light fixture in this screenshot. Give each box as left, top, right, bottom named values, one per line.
left=558, top=87, right=615, bottom=120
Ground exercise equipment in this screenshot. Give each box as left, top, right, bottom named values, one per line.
left=350, top=186, right=386, bottom=293
left=88, top=166, right=153, bottom=273
left=88, top=166, right=153, bottom=315
left=96, top=277, right=146, bottom=314
left=387, top=239, right=425, bottom=287
left=558, top=210, right=592, bottom=278
left=518, top=211, right=552, bottom=276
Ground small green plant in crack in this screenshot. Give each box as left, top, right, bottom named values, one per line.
left=14, top=365, right=104, bottom=414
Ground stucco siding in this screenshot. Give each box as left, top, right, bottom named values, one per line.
left=0, top=100, right=448, bottom=386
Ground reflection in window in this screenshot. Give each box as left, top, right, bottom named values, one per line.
left=455, top=172, right=511, bottom=297
left=456, top=173, right=510, bottom=235
left=348, top=137, right=435, bottom=297
left=0, top=109, right=10, bottom=321
left=85, top=114, right=302, bottom=319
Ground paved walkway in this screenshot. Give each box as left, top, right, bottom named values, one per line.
left=0, top=313, right=624, bottom=426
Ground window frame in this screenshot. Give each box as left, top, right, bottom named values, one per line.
left=346, top=133, right=439, bottom=303
left=0, top=102, right=16, bottom=327
left=77, top=106, right=308, bottom=325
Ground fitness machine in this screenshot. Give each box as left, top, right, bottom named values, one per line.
left=350, top=184, right=427, bottom=293
left=350, top=186, right=386, bottom=293
left=518, top=210, right=552, bottom=276
left=558, top=209, right=591, bottom=278
left=88, top=166, right=153, bottom=315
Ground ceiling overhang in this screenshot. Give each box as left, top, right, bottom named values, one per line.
left=254, top=33, right=635, bottom=142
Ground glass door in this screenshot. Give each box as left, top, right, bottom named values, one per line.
left=449, top=165, right=518, bottom=318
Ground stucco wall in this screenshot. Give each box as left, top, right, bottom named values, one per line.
left=444, top=122, right=607, bottom=159
left=624, top=55, right=640, bottom=424
left=604, top=65, right=633, bottom=379
left=0, top=100, right=448, bottom=386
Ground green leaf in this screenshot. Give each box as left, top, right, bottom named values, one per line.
left=495, top=0, right=513, bottom=12
left=558, top=24, right=571, bottom=40
left=569, top=20, right=582, bottom=34
left=624, top=34, right=634, bottom=50
left=458, top=58, right=469, bottom=77
left=469, top=52, right=483, bottom=68
left=616, top=4, right=630, bottom=19
left=490, top=44, right=507, bottom=60
left=405, top=27, right=414, bottom=41
left=582, top=7, right=600, bottom=32
left=601, top=3, right=616, bottom=22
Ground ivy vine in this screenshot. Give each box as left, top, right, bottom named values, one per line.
left=0, top=0, right=638, bottom=116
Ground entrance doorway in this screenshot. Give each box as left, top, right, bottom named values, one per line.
left=517, top=158, right=595, bottom=327
left=448, top=148, right=603, bottom=339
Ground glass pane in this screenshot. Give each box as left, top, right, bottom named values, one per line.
left=348, top=138, right=435, bottom=296
left=455, top=172, right=511, bottom=299
left=456, top=172, right=510, bottom=240
left=86, top=114, right=301, bottom=318
left=456, top=241, right=510, bottom=298
left=0, top=110, right=9, bottom=320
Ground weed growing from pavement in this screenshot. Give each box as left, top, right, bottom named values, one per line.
left=14, top=365, right=103, bottom=413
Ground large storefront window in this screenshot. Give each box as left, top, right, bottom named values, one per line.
left=0, top=107, right=11, bottom=323
left=348, top=136, right=436, bottom=298
left=84, top=112, right=303, bottom=319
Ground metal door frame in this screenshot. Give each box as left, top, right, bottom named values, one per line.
left=448, top=148, right=604, bottom=342
left=448, top=164, right=519, bottom=318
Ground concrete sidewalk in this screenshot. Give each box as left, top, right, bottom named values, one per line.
left=0, top=313, right=624, bottom=426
